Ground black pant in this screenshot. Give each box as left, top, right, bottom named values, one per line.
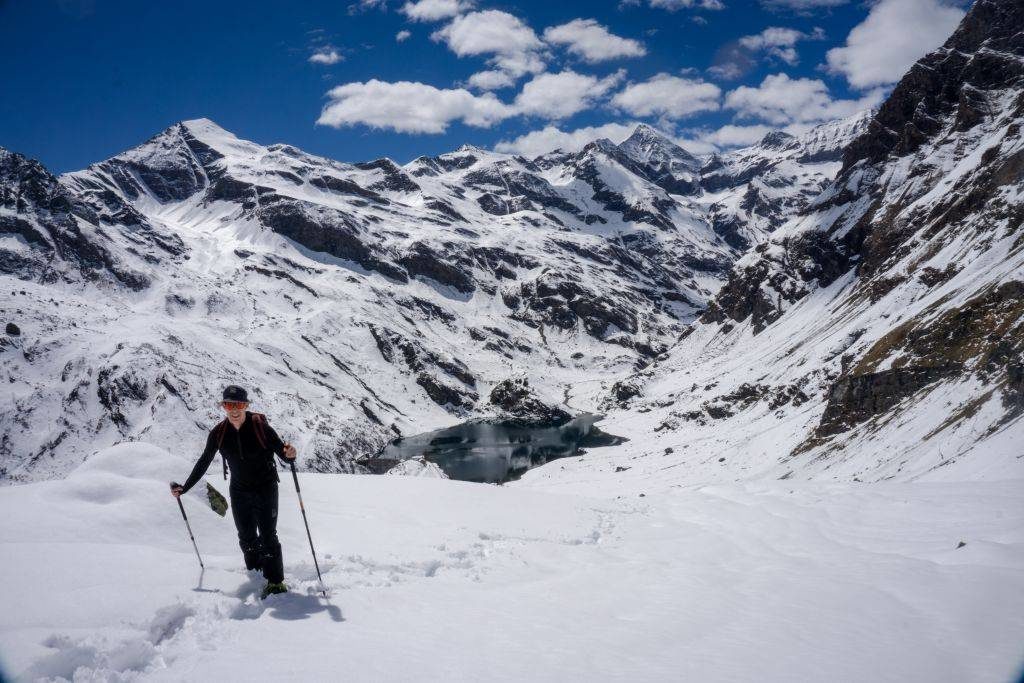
left=230, top=483, right=284, bottom=583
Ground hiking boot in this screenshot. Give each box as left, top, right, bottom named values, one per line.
left=260, top=581, right=288, bottom=599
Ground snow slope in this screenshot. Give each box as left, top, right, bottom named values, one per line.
left=1, top=444, right=1022, bottom=682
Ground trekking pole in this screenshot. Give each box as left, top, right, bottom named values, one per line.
left=170, top=482, right=204, bottom=569
left=289, top=462, right=327, bottom=597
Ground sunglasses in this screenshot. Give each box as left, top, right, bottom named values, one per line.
left=221, top=401, right=248, bottom=410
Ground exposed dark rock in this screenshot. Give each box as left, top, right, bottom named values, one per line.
left=206, top=176, right=273, bottom=205
left=416, top=373, right=477, bottom=410
left=0, top=149, right=151, bottom=289
left=512, top=274, right=639, bottom=339
left=396, top=242, right=475, bottom=294
left=5, top=322, right=19, bottom=336
left=395, top=296, right=456, bottom=326
left=816, top=365, right=959, bottom=437
left=424, top=198, right=466, bottom=223
left=917, top=263, right=961, bottom=287
left=96, top=365, right=149, bottom=431
left=370, top=325, right=475, bottom=389
left=488, top=377, right=571, bottom=427
left=257, top=197, right=407, bottom=282
left=309, top=174, right=388, bottom=203
left=610, top=379, right=642, bottom=406
left=243, top=264, right=319, bottom=297
left=354, top=158, right=421, bottom=194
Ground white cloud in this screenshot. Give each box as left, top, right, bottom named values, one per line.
left=707, top=62, right=744, bottom=80
left=309, top=47, right=343, bottom=65
left=317, top=80, right=514, bottom=133
left=467, top=69, right=516, bottom=91
left=611, top=74, right=721, bottom=119
left=494, top=122, right=641, bottom=157
left=699, top=123, right=775, bottom=148
left=431, top=10, right=546, bottom=84
left=649, top=0, right=725, bottom=10
left=724, top=72, right=884, bottom=125
left=543, top=18, right=646, bottom=63
left=826, top=0, right=964, bottom=89
left=514, top=70, right=625, bottom=120
left=431, top=10, right=542, bottom=62
left=348, top=0, right=386, bottom=15
left=738, top=27, right=808, bottom=65
left=400, top=0, right=472, bottom=22
left=396, top=30, right=412, bottom=42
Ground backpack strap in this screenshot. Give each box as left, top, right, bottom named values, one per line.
left=251, top=412, right=269, bottom=451
left=215, top=419, right=229, bottom=480
left=251, top=413, right=281, bottom=483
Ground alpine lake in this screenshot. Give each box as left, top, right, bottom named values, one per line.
left=367, top=414, right=626, bottom=484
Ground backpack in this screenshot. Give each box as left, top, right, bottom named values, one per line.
left=215, top=412, right=271, bottom=480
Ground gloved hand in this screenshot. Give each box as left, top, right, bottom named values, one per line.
left=170, top=482, right=184, bottom=498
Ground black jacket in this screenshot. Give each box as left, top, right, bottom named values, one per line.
left=181, top=412, right=289, bottom=493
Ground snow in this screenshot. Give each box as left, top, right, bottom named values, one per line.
left=1, top=443, right=1022, bottom=682
left=385, top=456, right=448, bottom=478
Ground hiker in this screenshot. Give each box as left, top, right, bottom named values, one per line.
left=171, top=385, right=297, bottom=597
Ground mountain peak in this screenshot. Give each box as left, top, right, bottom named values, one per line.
left=758, top=131, right=795, bottom=149
left=621, top=123, right=676, bottom=150
left=178, top=117, right=233, bottom=139
left=618, top=124, right=699, bottom=172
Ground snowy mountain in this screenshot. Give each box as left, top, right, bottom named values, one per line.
left=574, top=0, right=1024, bottom=487
left=0, top=109, right=862, bottom=482
left=2, top=0, right=1019, bottom=489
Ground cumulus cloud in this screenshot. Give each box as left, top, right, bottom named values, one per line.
left=494, top=122, right=641, bottom=157
left=826, top=0, right=964, bottom=89
left=396, top=30, right=412, bottom=42
left=317, top=80, right=513, bottom=133
left=400, top=0, right=472, bottom=22
left=738, top=26, right=815, bottom=65
left=708, top=25, right=821, bottom=79
left=724, top=72, right=884, bottom=125
left=543, top=19, right=646, bottom=63
left=514, top=70, right=626, bottom=120
left=432, top=10, right=546, bottom=84
left=707, top=61, right=745, bottom=80
left=309, top=47, right=343, bottom=65
left=467, top=69, right=516, bottom=91
left=698, top=123, right=775, bottom=148
left=611, top=74, right=721, bottom=119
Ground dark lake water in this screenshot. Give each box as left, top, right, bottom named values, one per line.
left=376, top=414, right=626, bottom=483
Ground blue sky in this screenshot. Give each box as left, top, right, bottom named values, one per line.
left=0, top=0, right=965, bottom=172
